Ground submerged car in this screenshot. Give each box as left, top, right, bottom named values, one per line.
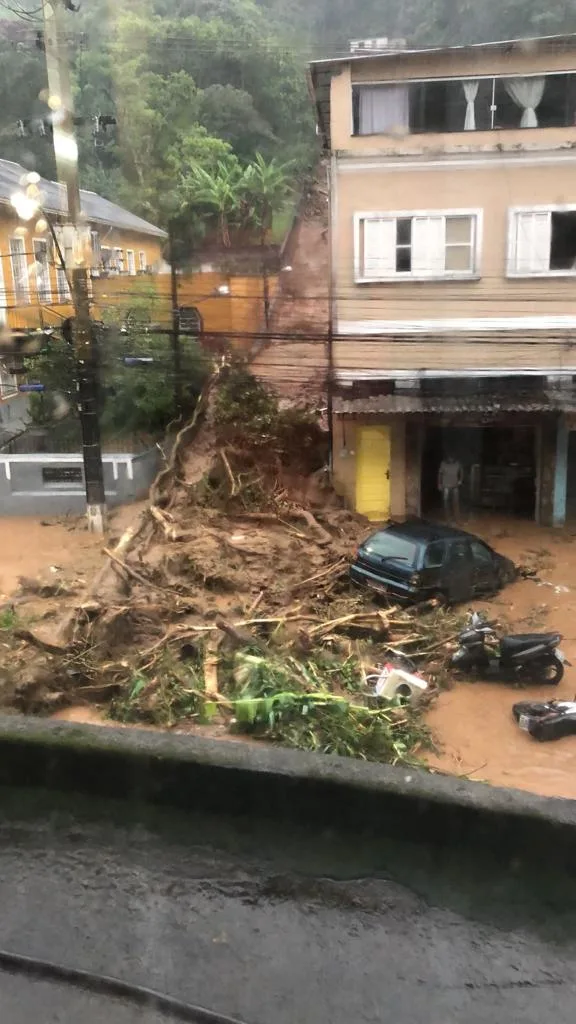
left=350, top=520, right=516, bottom=605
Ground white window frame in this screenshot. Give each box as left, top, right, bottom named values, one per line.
left=56, top=261, right=71, bottom=303
left=0, top=255, right=7, bottom=326
left=139, top=250, right=146, bottom=272
left=9, top=236, right=30, bottom=303
left=507, top=204, right=576, bottom=277
left=33, top=237, right=52, bottom=303
left=126, top=249, right=136, bottom=275
left=101, top=246, right=112, bottom=274
left=114, top=247, right=124, bottom=273
left=91, top=231, right=101, bottom=277
left=354, top=208, right=483, bottom=283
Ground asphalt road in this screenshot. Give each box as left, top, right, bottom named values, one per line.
left=0, top=791, right=575, bottom=1023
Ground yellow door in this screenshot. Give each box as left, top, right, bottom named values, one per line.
left=355, top=425, right=391, bottom=521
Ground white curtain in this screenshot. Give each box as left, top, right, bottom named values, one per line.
left=505, top=76, right=545, bottom=128
left=359, top=85, right=410, bottom=134
left=462, top=80, right=479, bottom=131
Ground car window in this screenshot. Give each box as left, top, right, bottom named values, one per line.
left=363, top=533, right=418, bottom=566
left=423, top=541, right=446, bottom=568
left=470, top=541, right=494, bottom=566
left=447, top=540, right=470, bottom=563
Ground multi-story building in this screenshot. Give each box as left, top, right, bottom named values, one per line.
left=0, top=157, right=166, bottom=438
left=0, top=158, right=167, bottom=327
left=309, top=34, right=576, bottom=526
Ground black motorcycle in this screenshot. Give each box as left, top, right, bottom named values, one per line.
left=513, top=700, right=576, bottom=741
left=450, top=611, right=568, bottom=685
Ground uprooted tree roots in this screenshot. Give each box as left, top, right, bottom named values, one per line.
left=2, top=367, right=464, bottom=765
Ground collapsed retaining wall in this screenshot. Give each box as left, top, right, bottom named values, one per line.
left=1, top=716, right=575, bottom=867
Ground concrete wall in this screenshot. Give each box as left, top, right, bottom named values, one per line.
left=93, top=270, right=277, bottom=346
left=0, top=449, right=159, bottom=516
left=3, top=716, right=576, bottom=870
left=537, top=418, right=558, bottom=526
left=405, top=421, right=423, bottom=516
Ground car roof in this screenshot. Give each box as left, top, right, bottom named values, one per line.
left=368, top=520, right=484, bottom=544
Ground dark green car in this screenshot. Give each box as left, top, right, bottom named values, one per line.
left=351, top=520, right=516, bottom=605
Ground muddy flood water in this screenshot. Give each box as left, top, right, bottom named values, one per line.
left=425, top=515, right=576, bottom=799
left=4, top=512, right=576, bottom=801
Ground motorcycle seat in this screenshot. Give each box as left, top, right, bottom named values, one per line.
left=501, top=633, right=560, bottom=657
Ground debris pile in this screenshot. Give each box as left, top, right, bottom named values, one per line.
left=1, top=367, right=464, bottom=765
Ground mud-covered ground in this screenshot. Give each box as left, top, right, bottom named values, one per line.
left=425, top=514, right=576, bottom=798
left=4, top=510, right=576, bottom=799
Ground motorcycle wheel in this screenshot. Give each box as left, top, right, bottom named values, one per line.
left=523, top=657, right=564, bottom=686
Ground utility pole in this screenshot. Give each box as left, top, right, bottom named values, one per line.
left=262, top=255, right=270, bottom=330
left=42, top=0, right=107, bottom=533
left=168, top=228, right=183, bottom=416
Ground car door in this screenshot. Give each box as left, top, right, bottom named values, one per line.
left=444, top=539, right=474, bottom=603
left=420, top=540, right=446, bottom=593
left=470, top=540, right=499, bottom=595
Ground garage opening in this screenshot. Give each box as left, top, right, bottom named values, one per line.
left=421, top=425, right=536, bottom=518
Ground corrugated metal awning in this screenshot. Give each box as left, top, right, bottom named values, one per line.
left=333, top=393, right=576, bottom=415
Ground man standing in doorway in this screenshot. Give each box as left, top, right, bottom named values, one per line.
left=438, top=454, right=463, bottom=518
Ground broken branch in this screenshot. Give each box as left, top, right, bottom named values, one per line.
left=103, top=548, right=167, bottom=595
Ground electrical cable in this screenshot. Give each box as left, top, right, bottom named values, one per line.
left=0, top=947, right=252, bottom=1024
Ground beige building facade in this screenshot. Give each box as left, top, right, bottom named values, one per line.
left=310, top=34, right=576, bottom=526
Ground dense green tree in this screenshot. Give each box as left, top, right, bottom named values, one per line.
left=25, top=283, right=209, bottom=437
left=2, top=0, right=576, bottom=239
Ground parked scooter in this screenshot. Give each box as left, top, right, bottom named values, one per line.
left=450, top=611, right=568, bottom=685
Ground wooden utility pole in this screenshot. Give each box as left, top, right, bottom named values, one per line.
left=42, top=0, right=106, bottom=533
left=168, top=228, right=183, bottom=415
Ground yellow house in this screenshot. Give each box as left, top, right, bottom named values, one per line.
left=309, top=33, right=576, bottom=526
left=0, top=157, right=167, bottom=333
left=0, top=157, right=167, bottom=432
left=0, top=157, right=276, bottom=435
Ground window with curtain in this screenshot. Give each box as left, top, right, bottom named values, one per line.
left=353, top=72, right=576, bottom=134
left=353, top=84, right=409, bottom=134
left=357, top=212, right=478, bottom=280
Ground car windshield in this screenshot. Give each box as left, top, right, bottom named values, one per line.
left=362, top=533, right=418, bottom=566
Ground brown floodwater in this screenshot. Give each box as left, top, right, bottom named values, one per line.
left=425, top=515, right=576, bottom=799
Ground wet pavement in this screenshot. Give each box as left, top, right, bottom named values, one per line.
left=0, top=790, right=575, bottom=1022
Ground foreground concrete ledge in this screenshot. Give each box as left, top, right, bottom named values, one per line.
left=0, top=715, right=574, bottom=860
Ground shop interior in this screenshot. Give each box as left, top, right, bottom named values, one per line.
left=421, top=425, right=536, bottom=518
